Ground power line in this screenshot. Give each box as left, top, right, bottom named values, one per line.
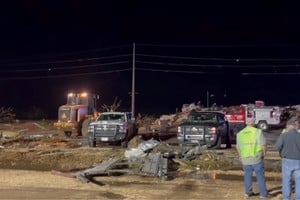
left=0, top=44, right=132, bottom=64
left=0, top=68, right=132, bottom=80
left=242, top=72, right=300, bottom=76
left=136, top=61, right=300, bottom=68
left=0, top=61, right=130, bottom=73
left=137, top=54, right=300, bottom=62
left=137, top=43, right=298, bottom=48
left=137, top=67, right=206, bottom=74
left=1, top=54, right=131, bottom=67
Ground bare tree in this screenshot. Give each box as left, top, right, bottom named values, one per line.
left=101, top=97, right=122, bottom=112
left=0, top=107, right=16, bottom=122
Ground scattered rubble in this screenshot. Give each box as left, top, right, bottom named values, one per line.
left=50, top=138, right=237, bottom=184
left=0, top=108, right=284, bottom=188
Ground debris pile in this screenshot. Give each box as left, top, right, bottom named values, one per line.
left=72, top=138, right=232, bottom=183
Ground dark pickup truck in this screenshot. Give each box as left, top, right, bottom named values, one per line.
left=177, top=110, right=232, bottom=149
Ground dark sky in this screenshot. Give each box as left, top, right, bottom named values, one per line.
left=0, top=1, right=300, bottom=118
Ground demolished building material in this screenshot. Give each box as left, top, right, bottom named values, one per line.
left=75, top=158, right=122, bottom=183
left=73, top=139, right=213, bottom=183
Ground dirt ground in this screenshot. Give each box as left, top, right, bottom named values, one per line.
left=0, top=120, right=284, bottom=199
left=0, top=169, right=283, bottom=200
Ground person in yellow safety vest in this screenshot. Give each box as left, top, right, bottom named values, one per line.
left=236, top=118, right=269, bottom=198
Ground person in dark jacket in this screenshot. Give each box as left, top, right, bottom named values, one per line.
left=275, top=117, right=300, bottom=200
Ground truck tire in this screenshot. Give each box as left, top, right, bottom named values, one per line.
left=257, top=121, right=268, bottom=131
left=226, top=131, right=232, bottom=149
left=89, top=139, right=96, bottom=147
left=121, top=131, right=129, bottom=148
left=210, top=135, right=222, bottom=149
left=121, top=140, right=128, bottom=148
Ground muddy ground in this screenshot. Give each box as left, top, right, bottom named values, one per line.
left=0, top=120, right=285, bottom=199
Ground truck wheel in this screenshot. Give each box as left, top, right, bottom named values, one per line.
left=121, top=131, right=129, bottom=148
left=121, top=140, right=128, bottom=148
left=210, top=133, right=222, bottom=149
left=216, top=137, right=222, bottom=149
left=257, top=121, right=268, bottom=131
left=226, top=130, right=232, bottom=148
left=210, top=135, right=222, bottom=149
left=64, top=131, right=72, bottom=138
left=89, top=140, right=96, bottom=147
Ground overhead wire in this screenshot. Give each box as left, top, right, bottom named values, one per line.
left=135, top=61, right=300, bottom=68
left=1, top=43, right=300, bottom=78
left=0, top=54, right=132, bottom=67
left=136, top=67, right=206, bottom=74
left=137, top=43, right=298, bottom=48
left=0, top=44, right=132, bottom=64
left=136, top=53, right=300, bottom=62
left=0, top=61, right=130, bottom=73
left=242, top=72, right=300, bottom=76
left=0, top=68, right=132, bottom=80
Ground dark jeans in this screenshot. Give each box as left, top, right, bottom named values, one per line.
left=243, top=160, right=268, bottom=197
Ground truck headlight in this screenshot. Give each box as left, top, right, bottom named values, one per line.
left=207, top=127, right=217, bottom=134
left=178, top=126, right=182, bottom=133
left=191, top=127, right=197, bottom=132
left=88, top=126, right=94, bottom=132
left=119, top=125, right=127, bottom=133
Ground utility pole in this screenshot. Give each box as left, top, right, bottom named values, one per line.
left=206, top=90, right=209, bottom=108
left=131, top=43, right=136, bottom=120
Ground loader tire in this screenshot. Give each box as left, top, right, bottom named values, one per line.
left=81, top=119, right=91, bottom=137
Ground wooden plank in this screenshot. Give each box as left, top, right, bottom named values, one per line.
left=83, top=158, right=120, bottom=176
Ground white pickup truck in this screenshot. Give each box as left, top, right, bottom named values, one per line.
left=87, top=112, right=137, bottom=148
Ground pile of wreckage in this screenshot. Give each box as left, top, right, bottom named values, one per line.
left=137, top=102, right=300, bottom=138
left=137, top=103, right=202, bottom=138
left=73, top=138, right=210, bottom=183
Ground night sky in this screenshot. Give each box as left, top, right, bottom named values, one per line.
left=0, top=1, right=300, bottom=118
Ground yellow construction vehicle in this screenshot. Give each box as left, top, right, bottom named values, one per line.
left=54, top=92, right=99, bottom=137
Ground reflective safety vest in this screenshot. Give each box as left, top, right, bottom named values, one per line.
left=237, top=126, right=262, bottom=158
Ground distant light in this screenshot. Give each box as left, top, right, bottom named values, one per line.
left=80, top=92, right=88, bottom=97
left=48, top=68, right=52, bottom=71
left=236, top=59, right=240, bottom=62
left=68, top=93, right=74, bottom=97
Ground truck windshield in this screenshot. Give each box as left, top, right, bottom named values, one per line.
left=98, top=114, right=125, bottom=122
left=67, top=96, right=77, bottom=105
left=188, top=113, right=217, bottom=122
